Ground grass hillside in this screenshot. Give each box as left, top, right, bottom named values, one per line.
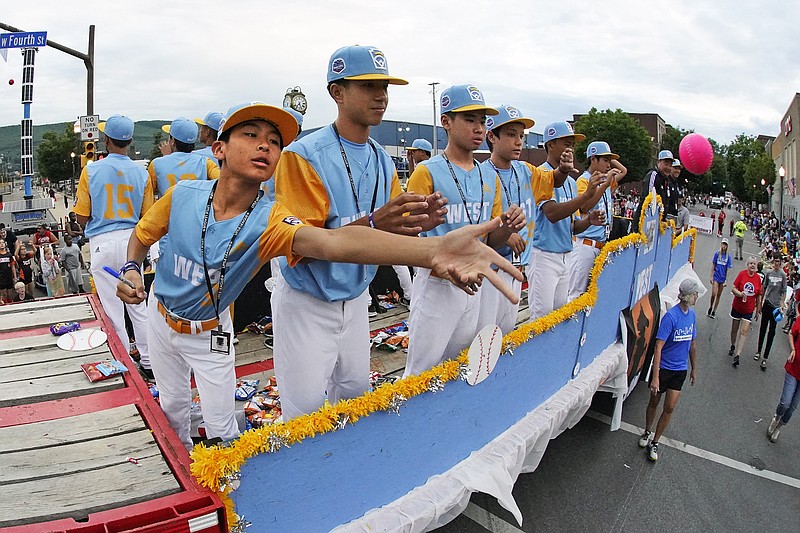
left=0, top=120, right=170, bottom=172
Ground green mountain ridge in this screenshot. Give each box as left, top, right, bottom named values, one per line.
left=0, top=120, right=170, bottom=173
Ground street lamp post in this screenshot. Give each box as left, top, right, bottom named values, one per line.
left=70, top=152, right=76, bottom=199
left=779, top=165, right=786, bottom=219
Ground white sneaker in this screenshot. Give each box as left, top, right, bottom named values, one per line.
left=647, top=442, right=659, bottom=461
left=754, top=352, right=761, bottom=361
left=638, top=430, right=652, bottom=448
left=770, top=426, right=782, bottom=443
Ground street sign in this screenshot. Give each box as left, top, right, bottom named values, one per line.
left=79, top=114, right=100, bottom=141
left=0, top=32, right=47, bottom=50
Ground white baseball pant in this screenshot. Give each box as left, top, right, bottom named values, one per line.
left=568, top=241, right=601, bottom=302
left=147, top=292, right=237, bottom=451
left=272, top=277, right=371, bottom=420
left=88, top=228, right=149, bottom=368
left=403, top=268, right=481, bottom=377
left=528, top=247, right=571, bottom=320
left=392, top=265, right=413, bottom=300
left=477, top=269, right=521, bottom=336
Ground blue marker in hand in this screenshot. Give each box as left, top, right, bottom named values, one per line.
left=102, top=265, right=136, bottom=289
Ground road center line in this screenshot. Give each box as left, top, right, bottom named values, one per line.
left=587, top=411, right=800, bottom=489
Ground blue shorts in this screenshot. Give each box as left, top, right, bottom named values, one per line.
left=730, top=308, right=753, bottom=322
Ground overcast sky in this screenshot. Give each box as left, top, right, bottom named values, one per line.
left=2, top=0, right=799, bottom=146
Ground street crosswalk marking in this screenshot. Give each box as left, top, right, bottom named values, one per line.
left=588, top=411, right=800, bottom=489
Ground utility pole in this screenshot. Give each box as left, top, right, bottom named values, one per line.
left=428, top=82, right=439, bottom=154
left=0, top=22, right=95, bottom=114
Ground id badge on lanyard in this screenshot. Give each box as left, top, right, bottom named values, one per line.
left=210, top=327, right=231, bottom=354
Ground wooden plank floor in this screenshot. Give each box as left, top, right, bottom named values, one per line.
left=0, top=295, right=96, bottom=333
left=0, top=330, right=122, bottom=408
left=0, top=404, right=181, bottom=528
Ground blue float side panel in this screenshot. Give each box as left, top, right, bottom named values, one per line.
left=233, top=319, right=583, bottom=532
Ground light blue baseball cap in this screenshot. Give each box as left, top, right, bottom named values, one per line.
left=440, top=84, right=498, bottom=115
left=194, top=112, right=225, bottom=132
left=658, top=149, right=674, bottom=161
left=672, top=158, right=682, bottom=168
left=407, top=138, right=433, bottom=152
left=327, top=45, right=408, bottom=85
left=283, top=106, right=304, bottom=129
left=162, top=117, right=198, bottom=144
left=486, top=105, right=535, bottom=132
left=98, top=115, right=134, bottom=141
left=218, top=102, right=299, bottom=146
left=543, top=121, right=586, bottom=144
left=586, top=141, right=619, bottom=160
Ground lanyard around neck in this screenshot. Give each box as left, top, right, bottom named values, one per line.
left=489, top=160, right=521, bottom=208
left=443, top=154, right=483, bottom=225
left=331, top=123, right=381, bottom=214
left=200, top=181, right=259, bottom=324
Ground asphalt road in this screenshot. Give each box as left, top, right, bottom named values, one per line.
left=440, top=208, right=800, bottom=533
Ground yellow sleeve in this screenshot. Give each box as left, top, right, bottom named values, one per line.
left=274, top=151, right=330, bottom=227
left=140, top=172, right=155, bottom=216
left=491, top=175, right=503, bottom=218
left=407, top=165, right=434, bottom=197
left=389, top=172, right=403, bottom=199
left=73, top=167, right=91, bottom=217
left=207, top=159, right=220, bottom=180
left=135, top=187, right=172, bottom=246
left=526, top=163, right=555, bottom=204
left=147, top=161, right=158, bottom=194
left=259, top=201, right=305, bottom=266
left=576, top=177, right=588, bottom=195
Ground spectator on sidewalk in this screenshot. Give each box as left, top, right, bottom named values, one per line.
left=60, top=234, right=86, bottom=294
left=766, top=299, right=800, bottom=443
left=11, top=281, right=34, bottom=302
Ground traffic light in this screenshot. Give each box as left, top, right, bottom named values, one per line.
left=81, top=141, right=96, bottom=168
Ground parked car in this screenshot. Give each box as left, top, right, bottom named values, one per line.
left=710, top=196, right=724, bottom=209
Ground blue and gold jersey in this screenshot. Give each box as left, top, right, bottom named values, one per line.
left=275, top=125, right=403, bottom=302
left=532, top=161, right=578, bottom=253
left=148, top=152, right=220, bottom=197
left=136, top=180, right=303, bottom=320
left=407, top=155, right=503, bottom=239
left=479, top=159, right=554, bottom=265
left=73, top=153, right=154, bottom=239
left=192, top=145, right=220, bottom=167
left=575, top=170, right=615, bottom=242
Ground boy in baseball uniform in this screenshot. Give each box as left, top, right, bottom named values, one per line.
left=74, top=115, right=153, bottom=376
left=478, top=107, right=575, bottom=332
left=530, top=122, right=606, bottom=319
left=403, top=85, right=525, bottom=377
left=149, top=117, right=220, bottom=197
left=116, top=102, right=522, bottom=449
left=272, top=45, right=447, bottom=420
left=568, top=141, right=627, bottom=301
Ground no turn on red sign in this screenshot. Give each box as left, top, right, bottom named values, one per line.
left=79, top=115, right=100, bottom=141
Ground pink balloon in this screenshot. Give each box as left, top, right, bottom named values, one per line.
left=679, top=133, right=714, bottom=175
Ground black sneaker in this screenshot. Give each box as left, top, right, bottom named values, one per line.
left=732, top=355, right=740, bottom=367
left=710, top=311, right=716, bottom=319
left=760, top=359, right=767, bottom=371
left=728, top=345, right=735, bottom=356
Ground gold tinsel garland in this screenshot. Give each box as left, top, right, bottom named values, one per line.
left=190, top=188, right=689, bottom=526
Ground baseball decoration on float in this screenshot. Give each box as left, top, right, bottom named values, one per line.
left=57, top=328, right=108, bottom=351
left=465, top=324, right=503, bottom=385
left=679, top=133, right=714, bottom=175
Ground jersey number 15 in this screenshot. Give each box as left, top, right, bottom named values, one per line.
left=103, top=184, right=135, bottom=220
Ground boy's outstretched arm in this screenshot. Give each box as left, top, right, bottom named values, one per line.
left=294, top=217, right=523, bottom=303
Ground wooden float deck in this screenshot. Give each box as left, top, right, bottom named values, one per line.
left=0, top=295, right=224, bottom=532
